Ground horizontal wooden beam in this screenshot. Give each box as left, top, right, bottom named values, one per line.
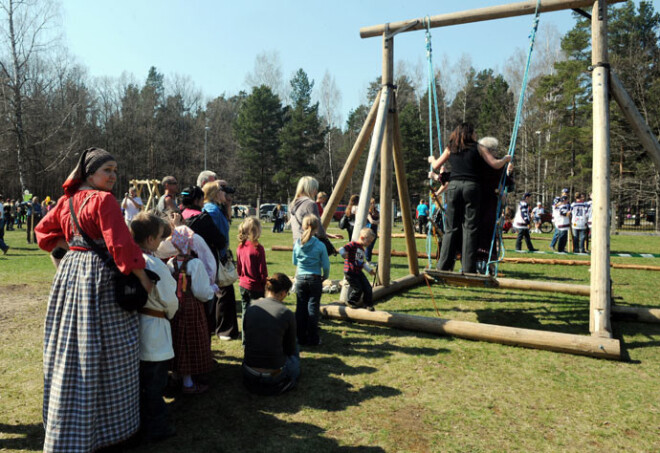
left=503, top=257, right=660, bottom=272
left=320, top=304, right=622, bottom=360
left=372, top=274, right=425, bottom=301
left=497, top=277, right=590, bottom=296
left=360, top=0, right=626, bottom=38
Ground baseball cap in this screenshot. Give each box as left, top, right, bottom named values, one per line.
left=562, top=188, right=569, bottom=193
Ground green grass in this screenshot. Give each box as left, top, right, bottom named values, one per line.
left=1, top=225, right=660, bottom=452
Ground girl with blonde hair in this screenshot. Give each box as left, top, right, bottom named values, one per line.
left=292, top=214, right=330, bottom=346
left=236, top=217, right=268, bottom=338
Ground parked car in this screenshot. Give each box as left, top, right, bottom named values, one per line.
left=647, top=209, right=656, bottom=223
left=333, top=205, right=347, bottom=221
left=259, top=203, right=287, bottom=222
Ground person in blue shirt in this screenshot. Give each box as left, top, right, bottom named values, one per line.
left=202, top=180, right=238, bottom=341
left=292, top=214, right=330, bottom=346
left=416, top=199, right=430, bottom=234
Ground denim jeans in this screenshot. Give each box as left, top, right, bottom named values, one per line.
left=573, top=228, right=587, bottom=253
left=0, top=219, right=7, bottom=252
left=556, top=229, right=568, bottom=252
left=242, top=346, right=300, bottom=396
left=345, top=272, right=373, bottom=308
left=140, top=360, right=173, bottom=439
left=550, top=227, right=560, bottom=249
left=295, top=274, right=323, bottom=346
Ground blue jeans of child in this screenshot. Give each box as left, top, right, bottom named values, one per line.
left=550, top=226, right=560, bottom=249
left=556, top=229, right=568, bottom=252
left=345, top=272, right=373, bottom=308
left=573, top=228, right=587, bottom=253
left=140, top=360, right=173, bottom=440
left=295, top=274, right=323, bottom=346
left=242, top=347, right=300, bottom=396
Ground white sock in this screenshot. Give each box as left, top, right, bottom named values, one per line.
left=183, top=375, right=193, bottom=387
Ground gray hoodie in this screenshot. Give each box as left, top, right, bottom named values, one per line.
left=289, top=196, right=327, bottom=243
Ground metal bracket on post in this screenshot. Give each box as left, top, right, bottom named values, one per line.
left=598, top=0, right=605, bottom=21
left=572, top=8, right=591, bottom=19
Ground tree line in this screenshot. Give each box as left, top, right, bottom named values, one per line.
left=0, top=0, right=658, bottom=223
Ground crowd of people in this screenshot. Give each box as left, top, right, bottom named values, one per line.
left=0, top=195, right=53, bottom=252
left=32, top=147, right=380, bottom=452
left=21, top=123, right=601, bottom=451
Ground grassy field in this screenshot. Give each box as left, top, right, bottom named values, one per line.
left=1, top=223, right=659, bottom=452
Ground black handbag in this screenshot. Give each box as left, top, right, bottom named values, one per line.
left=68, top=196, right=157, bottom=311
left=339, top=214, right=349, bottom=230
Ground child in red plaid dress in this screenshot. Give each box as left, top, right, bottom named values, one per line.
left=168, top=226, right=216, bottom=394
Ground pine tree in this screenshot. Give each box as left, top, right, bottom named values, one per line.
left=275, top=69, right=325, bottom=200
left=234, top=85, right=284, bottom=204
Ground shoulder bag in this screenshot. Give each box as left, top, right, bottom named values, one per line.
left=217, top=249, right=238, bottom=287
left=69, top=196, right=158, bottom=311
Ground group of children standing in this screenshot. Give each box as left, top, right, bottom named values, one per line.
left=130, top=209, right=377, bottom=441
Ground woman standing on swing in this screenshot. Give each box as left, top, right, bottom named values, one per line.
left=428, top=123, right=510, bottom=273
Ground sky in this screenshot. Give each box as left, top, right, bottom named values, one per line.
left=60, top=0, right=655, bottom=125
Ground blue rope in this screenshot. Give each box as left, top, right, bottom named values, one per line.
left=486, top=0, right=542, bottom=276
left=425, top=17, right=444, bottom=269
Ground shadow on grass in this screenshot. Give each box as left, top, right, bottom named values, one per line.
left=0, top=422, right=44, bottom=452
left=134, top=351, right=393, bottom=452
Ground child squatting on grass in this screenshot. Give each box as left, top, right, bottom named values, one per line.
left=339, top=227, right=377, bottom=311
left=292, top=214, right=330, bottom=346
left=236, top=216, right=268, bottom=343
left=130, top=212, right=179, bottom=443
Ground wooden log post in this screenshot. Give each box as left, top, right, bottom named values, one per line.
left=392, top=99, right=420, bottom=276
left=372, top=274, right=425, bottom=301
left=320, top=304, right=622, bottom=360
left=351, top=91, right=391, bottom=241
left=378, top=32, right=395, bottom=286
left=359, top=0, right=627, bottom=38
left=322, top=91, right=382, bottom=230
left=609, top=71, right=660, bottom=173
left=590, top=0, right=612, bottom=338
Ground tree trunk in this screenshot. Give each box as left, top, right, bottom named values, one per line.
left=8, top=0, right=28, bottom=193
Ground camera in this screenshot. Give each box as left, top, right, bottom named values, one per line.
left=220, top=186, right=236, bottom=194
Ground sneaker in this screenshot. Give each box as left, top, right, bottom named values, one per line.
left=182, top=382, right=209, bottom=395
left=2, top=247, right=8, bottom=255
left=218, top=335, right=233, bottom=341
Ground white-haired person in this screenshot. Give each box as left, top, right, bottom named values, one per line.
left=473, top=136, right=514, bottom=274
left=428, top=124, right=511, bottom=273
left=289, top=176, right=342, bottom=254
left=197, top=170, right=217, bottom=189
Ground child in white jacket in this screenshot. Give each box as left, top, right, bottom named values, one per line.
left=130, top=212, right=179, bottom=442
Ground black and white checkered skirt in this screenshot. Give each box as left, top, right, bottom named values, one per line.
left=42, top=250, right=140, bottom=453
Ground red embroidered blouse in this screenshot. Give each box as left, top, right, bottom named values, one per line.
left=36, top=190, right=145, bottom=274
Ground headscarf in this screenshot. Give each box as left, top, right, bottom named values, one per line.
left=171, top=225, right=195, bottom=256
left=63, top=147, right=116, bottom=196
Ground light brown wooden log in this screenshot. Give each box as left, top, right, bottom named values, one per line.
left=504, top=257, right=660, bottom=272
left=321, top=91, right=381, bottom=230
left=372, top=274, right=425, bottom=301
left=610, top=71, right=660, bottom=173
left=611, top=305, right=660, bottom=324
left=391, top=99, right=419, bottom=275
left=497, top=277, right=590, bottom=296
left=590, top=0, right=612, bottom=338
left=359, top=0, right=626, bottom=38
left=392, top=233, right=426, bottom=239
left=320, top=304, right=621, bottom=360
left=378, top=34, right=394, bottom=285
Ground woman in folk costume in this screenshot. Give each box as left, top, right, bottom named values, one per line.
left=167, top=225, right=216, bottom=394
left=35, top=147, right=154, bottom=453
